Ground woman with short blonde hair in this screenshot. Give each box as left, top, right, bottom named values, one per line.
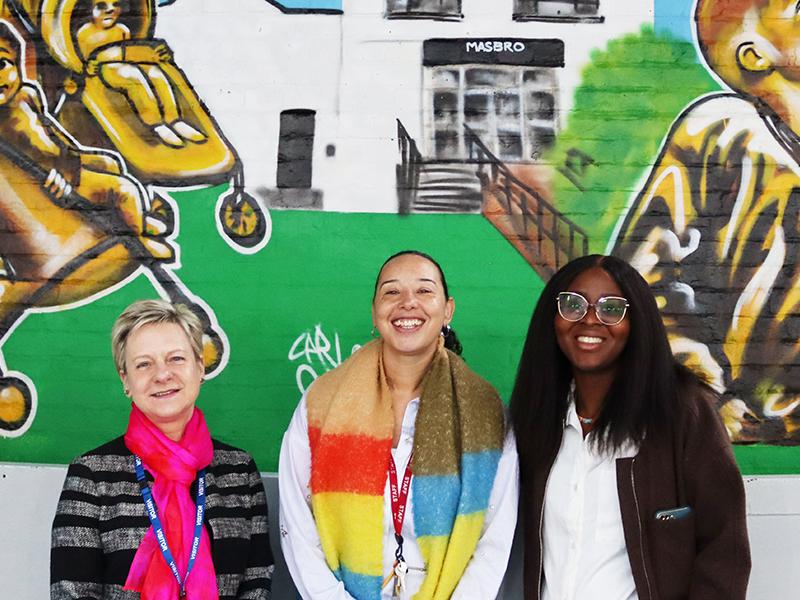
left=51, top=298, right=273, bottom=599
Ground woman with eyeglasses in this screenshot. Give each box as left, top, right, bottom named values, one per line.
left=510, top=255, right=750, bottom=600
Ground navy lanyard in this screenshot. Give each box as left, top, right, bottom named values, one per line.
left=134, top=455, right=206, bottom=598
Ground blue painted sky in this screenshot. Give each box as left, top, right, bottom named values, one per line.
left=159, top=0, right=342, bottom=9
left=269, top=0, right=342, bottom=8
left=655, top=0, right=695, bottom=42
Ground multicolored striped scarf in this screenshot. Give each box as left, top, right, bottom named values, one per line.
left=307, top=338, right=505, bottom=599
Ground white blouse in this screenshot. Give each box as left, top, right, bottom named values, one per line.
left=278, top=394, right=519, bottom=600
left=541, top=401, right=639, bottom=600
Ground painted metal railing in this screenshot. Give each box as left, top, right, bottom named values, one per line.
left=464, top=123, right=588, bottom=278
left=396, top=119, right=423, bottom=214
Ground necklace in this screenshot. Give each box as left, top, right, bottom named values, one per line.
left=576, top=413, right=594, bottom=425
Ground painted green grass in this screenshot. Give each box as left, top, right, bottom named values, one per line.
left=0, top=189, right=540, bottom=471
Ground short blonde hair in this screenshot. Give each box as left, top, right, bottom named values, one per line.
left=111, top=299, right=204, bottom=373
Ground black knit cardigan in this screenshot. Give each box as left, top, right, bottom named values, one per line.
left=51, top=436, right=273, bottom=599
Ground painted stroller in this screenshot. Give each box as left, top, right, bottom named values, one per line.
left=5, top=0, right=266, bottom=250
left=0, top=131, right=230, bottom=436
left=0, top=9, right=230, bottom=436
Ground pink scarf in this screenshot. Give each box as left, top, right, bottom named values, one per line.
left=123, top=404, right=219, bottom=600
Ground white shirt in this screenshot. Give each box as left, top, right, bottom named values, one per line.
left=541, top=401, right=639, bottom=600
left=279, top=394, right=519, bottom=600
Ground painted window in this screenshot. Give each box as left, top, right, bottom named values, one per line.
left=426, top=66, right=558, bottom=162
left=386, top=0, right=462, bottom=20
left=513, top=0, right=603, bottom=23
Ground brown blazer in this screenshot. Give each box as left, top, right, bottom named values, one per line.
left=521, top=389, right=751, bottom=600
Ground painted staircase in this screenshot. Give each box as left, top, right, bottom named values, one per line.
left=411, top=163, right=483, bottom=213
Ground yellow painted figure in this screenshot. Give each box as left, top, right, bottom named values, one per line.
left=5, top=0, right=269, bottom=249
left=76, top=0, right=206, bottom=148
left=0, top=20, right=172, bottom=274
left=0, top=20, right=226, bottom=436
left=613, top=0, right=800, bottom=441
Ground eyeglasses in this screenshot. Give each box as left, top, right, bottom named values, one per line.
left=556, top=292, right=629, bottom=326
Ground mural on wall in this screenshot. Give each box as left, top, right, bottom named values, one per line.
left=1, top=0, right=797, bottom=473
left=4, top=0, right=268, bottom=252
left=612, top=0, right=800, bottom=442
left=392, top=4, right=800, bottom=443
left=0, top=0, right=272, bottom=436
left=394, top=31, right=683, bottom=281
left=396, top=38, right=564, bottom=216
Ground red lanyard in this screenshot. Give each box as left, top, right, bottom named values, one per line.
left=388, top=452, right=413, bottom=561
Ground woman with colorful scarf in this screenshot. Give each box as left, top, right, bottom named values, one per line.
left=50, top=299, right=274, bottom=599
left=279, top=250, right=519, bottom=599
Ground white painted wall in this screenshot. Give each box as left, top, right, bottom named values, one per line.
left=155, top=0, right=655, bottom=212
left=1, top=463, right=796, bottom=598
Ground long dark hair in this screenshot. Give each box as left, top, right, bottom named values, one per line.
left=373, top=250, right=463, bottom=355
left=510, top=255, right=707, bottom=475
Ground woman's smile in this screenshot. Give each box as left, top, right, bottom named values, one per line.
left=391, top=317, right=425, bottom=331
left=574, top=334, right=605, bottom=348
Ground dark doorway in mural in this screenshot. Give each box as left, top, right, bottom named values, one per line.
left=278, top=109, right=316, bottom=189
left=513, top=0, right=604, bottom=23
left=260, top=108, right=322, bottom=209
left=385, top=0, right=462, bottom=21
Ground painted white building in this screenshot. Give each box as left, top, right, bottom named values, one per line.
left=156, top=0, right=655, bottom=212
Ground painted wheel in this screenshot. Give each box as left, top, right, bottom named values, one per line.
left=201, top=329, right=225, bottom=376
left=0, top=376, right=33, bottom=433
left=218, top=191, right=266, bottom=249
